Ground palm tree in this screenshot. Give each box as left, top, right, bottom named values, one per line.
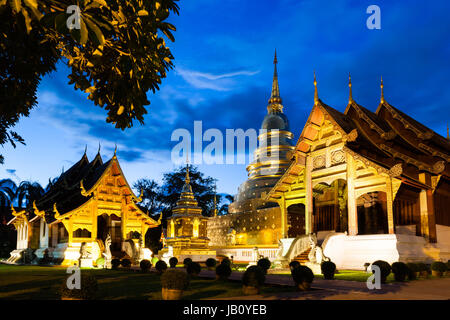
left=0, top=179, right=17, bottom=207
left=15, top=181, right=45, bottom=209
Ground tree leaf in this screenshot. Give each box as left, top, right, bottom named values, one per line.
left=84, top=16, right=105, bottom=46
left=79, top=17, right=88, bottom=45
left=9, top=0, right=21, bottom=13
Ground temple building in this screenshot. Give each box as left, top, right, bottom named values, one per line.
left=208, top=52, right=295, bottom=254
left=7, top=149, right=159, bottom=266
left=159, top=165, right=215, bottom=262
left=209, top=55, right=450, bottom=268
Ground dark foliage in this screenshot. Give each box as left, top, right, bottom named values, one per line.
left=216, top=263, right=232, bottom=280
left=169, top=257, right=178, bottom=268
left=242, top=266, right=265, bottom=287
left=291, top=265, right=314, bottom=285
left=155, top=260, right=168, bottom=273
left=186, top=261, right=201, bottom=276
left=140, top=259, right=152, bottom=272
left=321, top=261, right=336, bottom=280
left=391, top=262, right=408, bottom=282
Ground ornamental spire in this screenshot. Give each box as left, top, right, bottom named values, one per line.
left=447, top=123, right=449, bottom=140
left=267, top=49, right=283, bottom=113
left=314, top=71, right=319, bottom=104
left=380, top=76, right=385, bottom=103
left=348, top=72, right=353, bottom=104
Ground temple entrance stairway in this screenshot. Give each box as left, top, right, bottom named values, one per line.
left=293, top=247, right=311, bottom=264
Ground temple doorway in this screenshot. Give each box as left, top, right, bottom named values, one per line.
left=97, top=213, right=122, bottom=252
left=287, top=204, right=305, bottom=237
left=313, top=179, right=348, bottom=233
left=357, top=192, right=388, bottom=234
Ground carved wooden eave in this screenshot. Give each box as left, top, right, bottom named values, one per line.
left=7, top=205, right=29, bottom=229
left=342, top=146, right=390, bottom=176
left=378, top=101, right=434, bottom=140
left=130, top=202, right=159, bottom=226
left=345, top=101, right=396, bottom=140
left=33, top=200, right=46, bottom=222
left=266, top=152, right=306, bottom=201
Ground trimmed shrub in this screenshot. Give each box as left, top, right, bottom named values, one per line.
left=257, top=258, right=271, bottom=274
left=140, top=259, right=152, bottom=272
left=391, top=262, right=408, bottom=282
left=121, top=259, right=131, bottom=268
left=60, top=274, right=98, bottom=300
left=169, top=257, right=178, bottom=268
left=242, top=266, right=265, bottom=288
left=291, top=266, right=314, bottom=290
left=111, top=258, right=121, bottom=270
left=183, top=258, right=193, bottom=267
left=371, top=260, right=391, bottom=283
left=155, top=260, right=168, bottom=273
left=321, top=261, right=336, bottom=280
left=206, top=258, right=217, bottom=269
left=416, top=262, right=428, bottom=272
left=161, top=269, right=190, bottom=290
left=406, top=263, right=418, bottom=280
left=187, top=262, right=201, bottom=276
left=151, top=256, right=159, bottom=265
left=289, top=261, right=300, bottom=271
left=431, top=261, right=446, bottom=277
left=216, top=263, right=232, bottom=280
left=221, top=257, right=231, bottom=267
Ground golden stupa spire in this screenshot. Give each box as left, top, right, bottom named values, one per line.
left=314, top=71, right=318, bottom=104
left=348, top=72, right=353, bottom=104
left=185, top=152, right=190, bottom=184
left=267, top=49, right=283, bottom=113
left=447, top=123, right=449, bottom=140
left=380, top=76, right=385, bottom=103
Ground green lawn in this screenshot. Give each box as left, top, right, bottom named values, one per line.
left=0, top=264, right=295, bottom=300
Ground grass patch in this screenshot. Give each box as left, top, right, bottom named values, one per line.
left=0, top=264, right=294, bottom=300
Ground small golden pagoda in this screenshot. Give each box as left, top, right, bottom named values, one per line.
left=161, top=165, right=216, bottom=261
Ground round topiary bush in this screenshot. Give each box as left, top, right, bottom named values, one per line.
left=140, top=259, right=152, bottom=272
left=206, top=258, right=217, bottom=269
left=111, top=258, right=121, bottom=270
left=391, top=262, right=408, bottom=282
left=183, top=258, right=193, bottom=267
left=289, top=261, right=300, bottom=272
left=169, top=257, right=178, bottom=268
left=121, top=259, right=131, bottom=268
left=431, top=261, right=447, bottom=277
left=406, top=263, right=419, bottom=280
left=257, top=258, right=271, bottom=274
left=155, top=260, right=168, bottom=273
left=187, top=261, right=201, bottom=276
left=216, top=263, right=232, bottom=280
left=96, top=257, right=105, bottom=268
left=242, top=266, right=265, bottom=289
left=321, top=261, right=336, bottom=280
left=220, top=257, right=231, bottom=266
left=152, top=256, right=159, bottom=265
left=161, top=269, right=190, bottom=294
left=60, top=274, right=98, bottom=300
left=291, top=265, right=314, bottom=291
left=371, top=260, right=391, bottom=283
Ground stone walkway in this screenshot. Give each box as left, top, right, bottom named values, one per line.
left=197, top=270, right=450, bottom=300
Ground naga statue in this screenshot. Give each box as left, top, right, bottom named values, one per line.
left=307, top=233, right=329, bottom=265
left=103, top=234, right=112, bottom=268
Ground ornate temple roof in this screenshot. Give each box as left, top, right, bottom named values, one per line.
left=267, top=75, right=450, bottom=199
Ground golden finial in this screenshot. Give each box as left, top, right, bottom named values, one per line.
left=447, top=123, right=449, bottom=140
left=213, top=193, right=218, bottom=217
left=380, top=76, right=384, bottom=103
left=348, top=72, right=353, bottom=104
left=313, top=71, right=318, bottom=104
left=97, top=142, right=101, bottom=154
left=114, top=143, right=117, bottom=157
left=268, top=49, right=282, bottom=112
left=84, top=144, right=87, bottom=155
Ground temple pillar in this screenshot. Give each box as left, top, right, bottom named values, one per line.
left=279, top=196, right=287, bottom=238
left=346, top=154, right=358, bottom=235
left=68, top=218, right=73, bottom=245
left=419, top=189, right=437, bottom=243
left=305, top=155, right=313, bottom=234
left=91, top=203, right=98, bottom=242
left=386, top=177, right=395, bottom=234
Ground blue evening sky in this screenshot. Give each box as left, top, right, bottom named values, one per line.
left=1, top=0, right=449, bottom=197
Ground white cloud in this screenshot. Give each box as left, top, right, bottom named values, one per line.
left=176, top=67, right=259, bottom=91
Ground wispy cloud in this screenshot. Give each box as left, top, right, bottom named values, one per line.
left=176, top=67, right=260, bottom=91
